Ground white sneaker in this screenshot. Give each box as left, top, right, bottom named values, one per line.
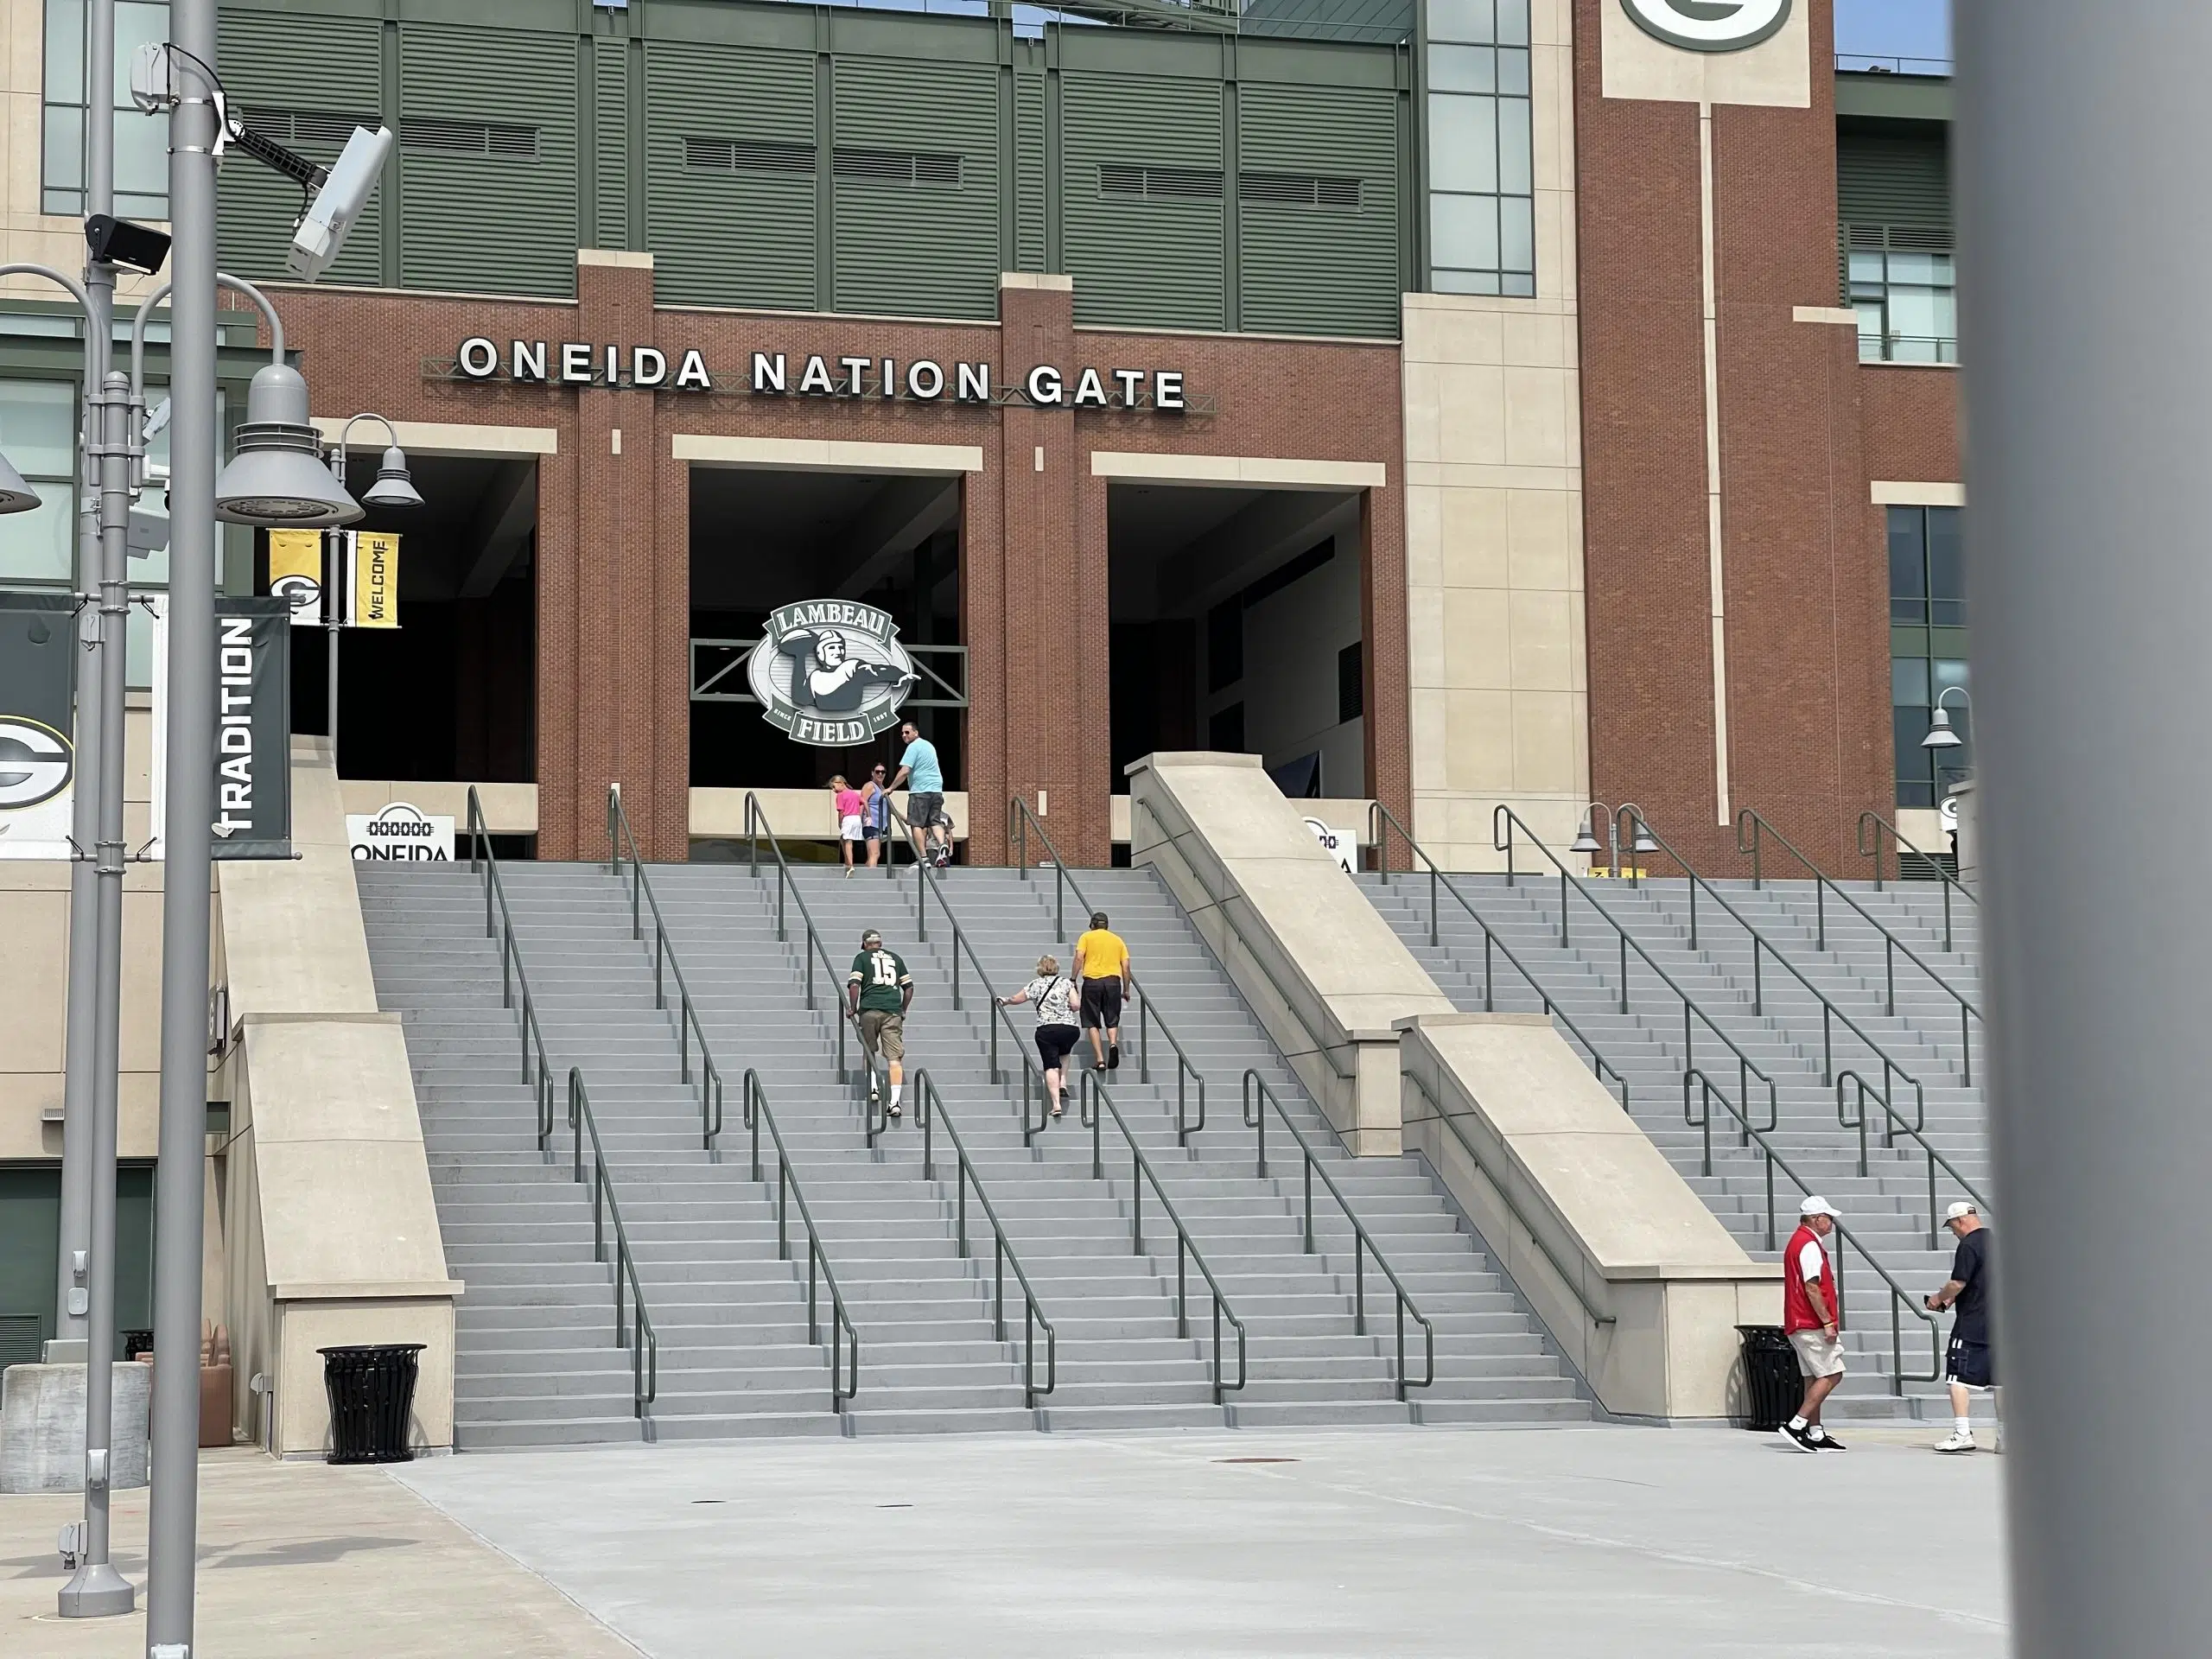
left=1935, top=1431, right=1977, bottom=1454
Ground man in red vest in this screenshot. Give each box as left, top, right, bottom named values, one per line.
left=1781, top=1196, right=1848, bottom=1451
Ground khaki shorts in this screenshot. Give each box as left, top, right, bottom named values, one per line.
left=858, top=1008, right=905, bottom=1063
left=1789, top=1329, right=1847, bottom=1379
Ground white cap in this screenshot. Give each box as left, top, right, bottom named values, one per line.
left=1943, top=1201, right=1978, bottom=1224
left=1799, top=1196, right=1840, bottom=1219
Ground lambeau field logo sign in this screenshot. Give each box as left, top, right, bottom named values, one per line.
left=1621, top=0, right=1789, bottom=52
left=747, top=601, right=918, bottom=746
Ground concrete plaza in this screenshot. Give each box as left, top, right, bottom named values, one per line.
left=0, top=1425, right=2006, bottom=1656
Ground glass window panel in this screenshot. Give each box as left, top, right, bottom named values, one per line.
left=1497, top=0, right=1529, bottom=45
left=1891, top=657, right=1929, bottom=706
left=1433, top=269, right=1503, bottom=296
left=1498, top=47, right=1530, bottom=95
left=114, top=4, right=168, bottom=104
left=1497, top=97, right=1532, bottom=194
left=1500, top=194, right=1534, bottom=272
left=1427, top=0, right=1495, bottom=43
left=0, top=493, right=79, bottom=583
left=1887, top=506, right=1926, bottom=603
left=1894, top=708, right=1933, bottom=796
left=126, top=601, right=155, bottom=689
left=1501, top=271, right=1534, bottom=297
left=1855, top=302, right=1886, bottom=359
left=1429, top=94, right=1499, bottom=194
left=1885, top=251, right=1951, bottom=287
left=44, top=104, right=84, bottom=210
left=113, top=113, right=168, bottom=202
left=1431, top=194, right=1499, bottom=271
left=46, top=0, right=85, bottom=97
left=0, top=379, right=79, bottom=478
left=1429, top=44, right=1497, bottom=92
left=1887, top=285, right=1949, bottom=341
left=1847, top=251, right=1884, bottom=283
left=1932, top=658, right=1969, bottom=695
left=1927, top=507, right=1965, bottom=623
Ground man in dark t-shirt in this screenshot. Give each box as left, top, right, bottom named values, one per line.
left=1925, top=1201, right=1996, bottom=1452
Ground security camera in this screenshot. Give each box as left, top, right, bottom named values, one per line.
left=288, top=125, right=392, bottom=282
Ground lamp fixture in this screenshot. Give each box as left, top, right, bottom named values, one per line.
left=214, top=363, right=361, bottom=526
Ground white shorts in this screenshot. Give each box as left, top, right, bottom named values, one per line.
left=840, top=815, right=863, bottom=842
left=1789, top=1329, right=1847, bottom=1379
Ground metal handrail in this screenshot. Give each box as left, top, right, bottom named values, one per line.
left=742, top=793, right=853, bottom=1082
left=1367, top=801, right=1630, bottom=1108
left=740, top=1071, right=861, bottom=1410
left=1127, top=786, right=1355, bottom=1084
left=464, top=788, right=556, bottom=1120
left=462, top=791, right=656, bottom=1421
left=1858, top=809, right=1978, bottom=951
left=1837, top=1069, right=1993, bottom=1247
left=1684, top=1066, right=1943, bottom=1398
left=1243, top=1071, right=1434, bottom=1400
left=1079, top=1071, right=1249, bottom=1403
left=1007, top=796, right=1209, bottom=1140
left=1558, top=806, right=1929, bottom=1131
left=1738, top=807, right=1981, bottom=1083
left=607, top=785, right=725, bottom=1148
left=1484, top=804, right=1783, bottom=1136
left=912, top=1070, right=1058, bottom=1406
left=563, top=1070, right=660, bottom=1421
left=1397, top=1067, right=1616, bottom=1332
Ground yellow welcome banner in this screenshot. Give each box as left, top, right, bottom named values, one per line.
left=268, top=530, right=324, bottom=626
left=350, top=531, right=400, bottom=629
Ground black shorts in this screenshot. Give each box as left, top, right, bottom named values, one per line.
left=1034, top=1024, right=1079, bottom=1071
left=910, top=791, right=947, bottom=830
left=863, top=823, right=887, bottom=841
left=1081, top=976, right=1123, bottom=1030
left=1945, top=1334, right=1995, bottom=1389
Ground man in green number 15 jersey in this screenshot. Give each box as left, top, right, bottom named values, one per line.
left=847, top=928, right=915, bottom=1120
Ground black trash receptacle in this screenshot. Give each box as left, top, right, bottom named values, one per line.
left=1737, top=1325, right=1800, bottom=1432
left=320, top=1344, right=425, bottom=1464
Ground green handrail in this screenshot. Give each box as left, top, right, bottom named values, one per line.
left=1738, top=807, right=1981, bottom=1085
left=912, top=1071, right=1058, bottom=1407
left=607, top=785, right=723, bottom=1148
left=1684, top=1066, right=1943, bottom=1398
left=740, top=1071, right=861, bottom=1411
left=1001, top=795, right=1209, bottom=1141
left=1366, top=801, right=1630, bottom=1108
left=742, top=792, right=854, bottom=1083
left=1836, top=1069, right=1993, bottom=1248
left=1485, top=804, right=1783, bottom=1137
left=1080, top=1071, right=1249, bottom=1403
left=1243, top=1071, right=1435, bottom=1400
left=463, top=790, right=656, bottom=1421
left=1857, top=808, right=1978, bottom=951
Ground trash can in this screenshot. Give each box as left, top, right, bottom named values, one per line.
left=319, top=1344, right=425, bottom=1465
left=1737, top=1325, right=1800, bottom=1432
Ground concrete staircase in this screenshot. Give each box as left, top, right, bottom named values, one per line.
left=1359, top=867, right=1991, bottom=1421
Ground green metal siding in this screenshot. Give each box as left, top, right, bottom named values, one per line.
left=592, top=37, right=631, bottom=252
left=1238, top=82, right=1400, bottom=335
left=1838, top=132, right=1951, bottom=232
left=1062, top=74, right=1225, bottom=330
left=398, top=22, right=578, bottom=297
left=216, top=10, right=386, bottom=287
left=1014, top=68, right=1048, bottom=274
left=644, top=40, right=817, bottom=309
left=831, top=57, right=1000, bottom=319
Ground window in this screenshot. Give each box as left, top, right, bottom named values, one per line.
left=0, top=380, right=79, bottom=588
left=1849, top=230, right=1957, bottom=364
left=1425, top=0, right=1535, bottom=297
left=43, top=0, right=171, bottom=219
left=1888, top=505, right=1968, bottom=807
left=1338, top=641, right=1363, bottom=723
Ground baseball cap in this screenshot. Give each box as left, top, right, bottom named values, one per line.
left=1799, top=1196, right=1840, bottom=1219
left=1943, top=1201, right=1977, bottom=1224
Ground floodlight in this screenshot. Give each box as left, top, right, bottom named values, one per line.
left=215, top=363, right=361, bottom=527
left=0, top=448, right=41, bottom=514
left=287, top=126, right=393, bottom=282
left=85, top=214, right=170, bottom=276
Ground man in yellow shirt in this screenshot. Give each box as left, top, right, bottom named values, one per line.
left=1073, top=910, right=1131, bottom=1072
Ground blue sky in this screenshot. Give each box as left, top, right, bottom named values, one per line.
left=1835, top=0, right=1950, bottom=60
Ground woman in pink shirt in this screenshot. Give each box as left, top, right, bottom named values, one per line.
left=831, top=776, right=865, bottom=876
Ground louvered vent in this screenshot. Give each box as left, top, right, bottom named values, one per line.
left=834, top=147, right=962, bottom=187
left=401, top=118, right=538, bottom=159
left=238, top=107, right=378, bottom=150
left=1098, top=162, right=1224, bottom=200
left=1240, top=171, right=1361, bottom=210
left=685, top=137, right=817, bottom=174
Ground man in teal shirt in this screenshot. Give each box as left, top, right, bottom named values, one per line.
left=890, top=720, right=950, bottom=868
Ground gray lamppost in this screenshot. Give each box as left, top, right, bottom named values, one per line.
left=318, top=414, right=424, bottom=756
left=1921, top=684, right=1970, bottom=807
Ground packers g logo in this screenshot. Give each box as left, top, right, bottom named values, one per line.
left=0, top=716, right=73, bottom=810
left=271, top=572, right=321, bottom=613
left=1621, top=0, right=1790, bottom=52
